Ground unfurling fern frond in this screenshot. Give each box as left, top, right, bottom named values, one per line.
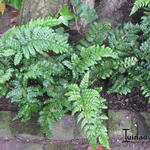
left=66, top=72, right=110, bottom=149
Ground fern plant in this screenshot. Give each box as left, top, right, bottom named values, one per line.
left=107, top=20, right=150, bottom=100
left=66, top=72, right=109, bottom=150
left=0, top=16, right=71, bottom=128
left=1, top=3, right=149, bottom=149
left=77, top=15, right=150, bottom=102
left=0, top=15, right=116, bottom=149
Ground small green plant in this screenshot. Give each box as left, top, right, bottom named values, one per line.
left=66, top=72, right=109, bottom=149
left=71, top=0, right=98, bottom=23
left=0, top=15, right=115, bottom=149
left=78, top=12, right=150, bottom=102
left=58, top=0, right=98, bottom=29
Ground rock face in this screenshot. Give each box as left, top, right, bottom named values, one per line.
left=10, top=113, right=85, bottom=140
left=0, top=111, right=86, bottom=150
left=1, top=110, right=150, bottom=149
left=5, top=141, right=43, bottom=150
left=10, top=113, right=43, bottom=139
left=51, top=115, right=74, bottom=140
left=0, top=111, right=13, bottom=138
left=137, top=112, right=150, bottom=136
left=96, top=0, right=142, bottom=23
left=18, top=0, right=67, bottom=24
left=108, top=110, right=137, bottom=138
left=108, top=110, right=150, bottom=150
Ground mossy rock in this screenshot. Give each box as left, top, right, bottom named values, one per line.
left=10, top=112, right=43, bottom=138
left=108, top=110, right=137, bottom=138
left=45, top=143, right=73, bottom=150
left=0, top=111, right=13, bottom=138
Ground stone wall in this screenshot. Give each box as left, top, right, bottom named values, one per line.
left=0, top=111, right=87, bottom=150
left=1, top=110, right=150, bottom=150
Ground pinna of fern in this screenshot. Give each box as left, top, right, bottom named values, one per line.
left=130, top=0, right=150, bottom=15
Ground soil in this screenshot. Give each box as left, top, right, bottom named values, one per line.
left=91, top=79, right=150, bottom=112
left=105, top=86, right=150, bottom=112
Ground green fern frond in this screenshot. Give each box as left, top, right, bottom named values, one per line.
left=21, top=58, right=65, bottom=83
left=138, top=38, right=150, bottom=60
left=66, top=72, right=110, bottom=149
left=0, top=68, right=14, bottom=84
left=118, top=57, right=138, bottom=73
left=0, top=18, right=70, bottom=66
left=1, top=27, right=70, bottom=65
left=86, top=21, right=112, bottom=45
left=63, top=45, right=117, bottom=79
left=109, top=75, right=136, bottom=95
left=130, top=0, right=150, bottom=15
left=108, top=23, right=140, bottom=56
left=7, top=84, right=43, bottom=120
left=39, top=98, right=66, bottom=137
left=141, top=16, right=150, bottom=38
left=19, top=16, right=63, bottom=28
left=141, top=84, right=150, bottom=103
left=76, top=20, right=115, bottom=50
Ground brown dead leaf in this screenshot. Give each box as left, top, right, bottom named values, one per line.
left=0, top=1, right=6, bottom=14
left=10, top=16, right=18, bottom=23
left=10, top=9, right=19, bottom=23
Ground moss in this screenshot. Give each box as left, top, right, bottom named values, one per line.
left=0, top=111, right=11, bottom=129
left=46, top=143, right=73, bottom=150
left=108, top=110, right=137, bottom=137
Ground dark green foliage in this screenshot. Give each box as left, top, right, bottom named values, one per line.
left=63, top=45, right=117, bottom=79
left=130, top=0, right=150, bottom=15
left=0, top=16, right=112, bottom=149
left=66, top=72, right=109, bottom=149
left=79, top=15, right=150, bottom=102
left=1, top=0, right=22, bottom=9
left=78, top=21, right=112, bottom=47
left=107, top=21, right=150, bottom=99
left=71, top=0, right=98, bottom=23
left=0, top=3, right=149, bottom=149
